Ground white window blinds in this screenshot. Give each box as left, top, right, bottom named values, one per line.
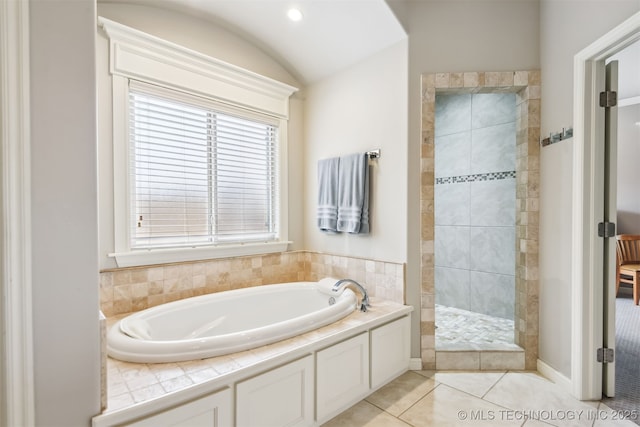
left=129, top=82, right=279, bottom=249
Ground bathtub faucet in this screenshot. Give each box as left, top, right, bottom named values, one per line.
left=332, top=279, right=371, bottom=312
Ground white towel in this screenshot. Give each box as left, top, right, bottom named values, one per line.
left=317, top=277, right=343, bottom=296
left=120, top=319, right=152, bottom=340
left=337, top=153, right=370, bottom=234
left=317, top=157, right=340, bottom=233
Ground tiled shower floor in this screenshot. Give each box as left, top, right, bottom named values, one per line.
left=435, top=304, right=516, bottom=349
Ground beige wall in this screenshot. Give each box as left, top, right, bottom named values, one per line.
left=405, top=0, right=540, bottom=358
left=303, top=40, right=409, bottom=263
left=96, top=3, right=305, bottom=270
left=539, top=0, right=640, bottom=378
left=30, top=0, right=101, bottom=424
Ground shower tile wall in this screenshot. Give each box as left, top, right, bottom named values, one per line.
left=435, top=93, right=516, bottom=320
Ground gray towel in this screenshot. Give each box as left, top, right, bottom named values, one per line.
left=317, top=157, right=340, bottom=233
left=337, top=153, right=370, bottom=234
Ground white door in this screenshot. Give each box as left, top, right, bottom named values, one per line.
left=602, top=60, right=619, bottom=398
left=572, top=11, right=640, bottom=402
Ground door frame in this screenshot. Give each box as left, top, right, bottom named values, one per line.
left=0, top=0, right=35, bottom=424
left=572, top=10, right=640, bottom=400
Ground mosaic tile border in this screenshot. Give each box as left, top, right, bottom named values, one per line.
left=435, top=170, right=516, bottom=185
left=420, top=70, right=540, bottom=371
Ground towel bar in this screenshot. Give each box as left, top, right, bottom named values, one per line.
left=366, top=149, right=380, bottom=159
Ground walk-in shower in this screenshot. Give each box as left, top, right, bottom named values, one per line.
left=420, top=71, right=540, bottom=370
left=434, top=92, right=516, bottom=348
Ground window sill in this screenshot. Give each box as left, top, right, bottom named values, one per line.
left=109, top=241, right=292, bottom=268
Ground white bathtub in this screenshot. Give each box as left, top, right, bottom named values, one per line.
left=107, top=281, right=358, bottom=363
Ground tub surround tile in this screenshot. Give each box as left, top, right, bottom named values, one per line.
left=100, top=251, right=405, bottom=316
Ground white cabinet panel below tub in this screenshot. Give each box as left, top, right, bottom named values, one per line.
left=124, top=388, right=231, bottom=427
left=236, top=355, right=314, bottom=427
left=370, top=315, right=410, bottom=389
left=316, top=332, right=369, bottom=423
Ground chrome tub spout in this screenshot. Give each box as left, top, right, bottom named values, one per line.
left=332, top=279, right=371, bottom=312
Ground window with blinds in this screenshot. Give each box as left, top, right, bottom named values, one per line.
left=129, top=84, right=279, bottom=249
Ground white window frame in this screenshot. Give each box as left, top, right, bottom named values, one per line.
left=99, top=17, right=297, bottom=267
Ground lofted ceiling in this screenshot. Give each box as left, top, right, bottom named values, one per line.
left=98, top=0, right=407, bottom=85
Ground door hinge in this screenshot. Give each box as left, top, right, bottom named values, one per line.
left=599, top=90, right=617, bottom=108
left=598, top=222, right=616, bottom=238
left=597, top=347, right=615, bottom=363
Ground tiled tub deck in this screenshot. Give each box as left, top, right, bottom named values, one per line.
left=95, top=297, right=412, bottom=426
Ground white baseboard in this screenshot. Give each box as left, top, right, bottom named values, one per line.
left=409, top=358, right=423, bottom=371
left=537, top=359, right=572, bottom=394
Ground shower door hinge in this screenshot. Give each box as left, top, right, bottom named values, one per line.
left=597, top=222, right=616, bottom=238
left=599, top=90, right=617, bottom=108
left=597, top=347, right=614, bottom=363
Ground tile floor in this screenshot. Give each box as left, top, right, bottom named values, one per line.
left=322, top=370, right=638, bottom=427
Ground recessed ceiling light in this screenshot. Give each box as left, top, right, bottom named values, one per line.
left=287, top=8, right=303, bottom=22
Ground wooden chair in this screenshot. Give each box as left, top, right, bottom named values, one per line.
left=615, top=234, right=640, bottom=305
